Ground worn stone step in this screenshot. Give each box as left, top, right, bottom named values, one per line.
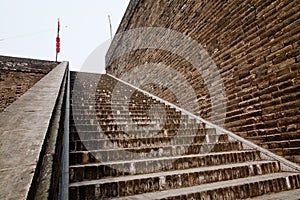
left=71, top=110, right=181, bottom=115
left=71, top=111, right=180, bottom=117
left=71, top=105, right=180, bottom=112
left=69, top=141, right=242, bottom=164
left=71, top=98, right=157, bottom=103
left=70, top=118, right=178, bottom=124
left=71, top=104, right=176, bottom=111
left=246, top=131, right=300, bottom=143
left=270, top=147, right=300, bottom=157
left=245, top=188, right=300, bottom=200
left=283, top=155, right=300, bottom=166
left=70, top=125, right=212, bottom=141
left=69, top=127, right=214, bottom=141
left=69, top=160, right=280, bottom=188
left=70, top=115, right=191, bottom=123
left=70, top=122, right=200, bottom=131
left=70, top=122, right=196, bottom=131
left=108, top=173, right=300, bottom=200
left=69, top=134, right=229, bottom=151
left=72, top=103, right=181, bottom=108
left=69, top=129, right=210, bottom=142
left=69, top=150, right=262, bottom=178
left=69, top=117, right=195, bottom=125
left=69, top=118, right=188, bottom=126
left=261, top=139, right=300, bottom=149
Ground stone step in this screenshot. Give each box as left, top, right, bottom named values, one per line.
left=69, top=117, right=195, bottom=125
left=70, top=115, right=189, bottom=123
left=71, top=100, right=179, bottom=106
left=270, top=147, right=300, bottom=157
left=69, top=127, right=213, bottom=141
left=246, top=131, right=300, bottom=143
left=70, top=118, right=184, bottom=123
left=70, top=122, right=200, bottom=130
left=72, top=118, right=195, bottom=124
left=245, top=188, right=300, bottom=200
left=71, top=111, right=181, bottom=117
left=70, top=102, right=172, bottom=108
left=69, top=160, right=280, bottom=186
left=80, top=110, right=179, bottom=115
left=261, top=139, right=300, bottom=149
left=283, top=155, right=300, bottom=166
left=70, top=113, right=190, bottom=121
left=70, top=124, right=192, bottom=132
left=69, top=129, right=212, bottom=141
left=69, top=141, right=242, bottom=164
left=71, top=104, right=179, bottom=110
left=69, top=150, right=262, bottom=178
left=69, top=134, right=229, bottom=151
left=109, top=173, right=300, bottom=200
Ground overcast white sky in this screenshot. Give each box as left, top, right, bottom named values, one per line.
left=0, top=0, right=129, bottom=71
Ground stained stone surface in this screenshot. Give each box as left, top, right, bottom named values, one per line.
left=0, top=55, right=58, bottom=112
left=0, top=62, right=66, bottom=199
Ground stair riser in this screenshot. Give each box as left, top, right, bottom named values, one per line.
left=70, top=151, right=261, bottom=179
left=71, top=114, right=184, bottom=121
left=69, top=135, right=229, bottom=151
left=70, top=124, right=201, bottom=133
left=70, top=128, right=216, bottom=141
left=70, top=162, right=280, bottom=187
left=71, top=108, right=181, bottom=116
left=69, top=174, right=300, bottom=199
left=164, top=175, right=300, bottom=200
left=262, top=140, right=300, bottom=149
left=246, top=132, right=300, bottom=143
left=70, top=117, right=194, bottom=124
left=70, top=142, right=242, bottom=164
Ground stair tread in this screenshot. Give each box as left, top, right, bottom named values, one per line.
left=262, top=139, right=300, bottom=144
left=70, top=134, right=226, bottom=142
left=111, top=172, right=299, bottom=200
left=69, top=160, right=278, bottom=187
left=270, top=147, right=300, bottom=150
left=69, top=149, right=258, bottom=167
left=245, top=188, right=300, bottom=200
left=69, top=141, right=240, bottom=153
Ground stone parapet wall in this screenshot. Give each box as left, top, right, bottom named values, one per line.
left=0, top=55, right=58, bottom=111
left=106, top=0, right=300, bottom=163
left=0, top=62, right=68, bottom=199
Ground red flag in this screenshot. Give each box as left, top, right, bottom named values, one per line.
left=58, top=18, right=60, bottom=32
left=56, top=18, right=61, bottom=60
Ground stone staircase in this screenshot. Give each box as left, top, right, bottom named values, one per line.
left=246, top=132, right=300, bottom=165
left=68, top=72, right=300, bottom=199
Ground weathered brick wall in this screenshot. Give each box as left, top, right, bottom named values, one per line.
left=106, top=0, right=300, bottom=163
left=0, top=56, right=58, bottom=112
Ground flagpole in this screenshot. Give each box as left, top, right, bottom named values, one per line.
left=56, top=18, right=60, bottom=62
left=108, top=15, right=112, bottom=42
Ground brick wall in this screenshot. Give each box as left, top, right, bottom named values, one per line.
left=0, top=56, right=58, bottom=112
left=106, top=0, right=300, bottom=163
